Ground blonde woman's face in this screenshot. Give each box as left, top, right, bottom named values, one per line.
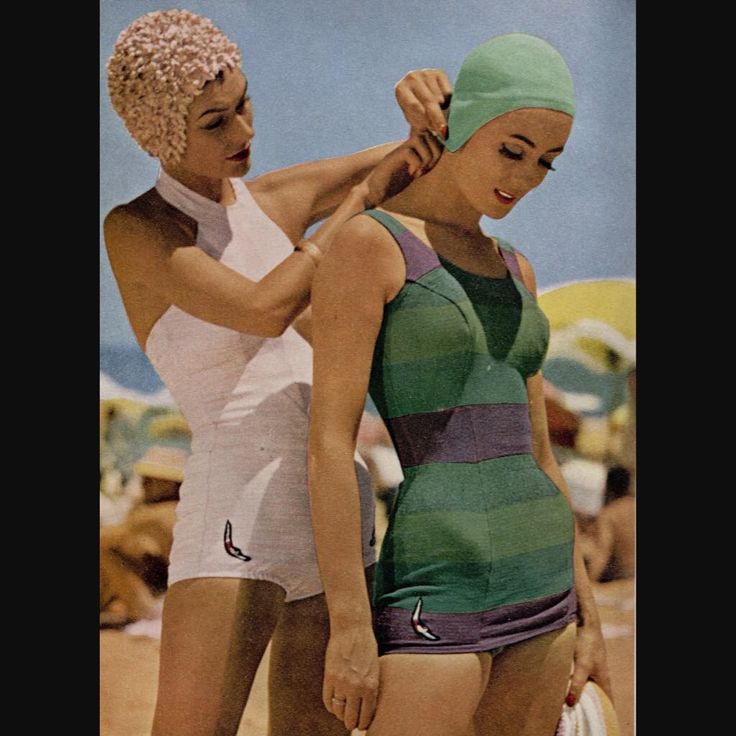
left=448, top=107, right=573, bottom=219
left=175, top=67, right=254, bottom=179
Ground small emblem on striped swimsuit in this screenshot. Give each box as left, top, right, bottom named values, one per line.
left=411, top=597, right=440, bottom=641
left=223, top=520, right=252, bottom=561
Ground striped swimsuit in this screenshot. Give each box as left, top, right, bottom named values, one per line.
left=365, top=209, right=577, bottom=655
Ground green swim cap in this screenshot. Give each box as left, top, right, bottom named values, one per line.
left=445, top=33, right=575, bottom=152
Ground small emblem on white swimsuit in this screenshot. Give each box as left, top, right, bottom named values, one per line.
left=223, top=520, right=252, bottom=561
left=411, top=597, right=440, bottom=641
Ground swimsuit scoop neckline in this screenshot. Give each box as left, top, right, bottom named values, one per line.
left=372, top=208, right=511, bottom=282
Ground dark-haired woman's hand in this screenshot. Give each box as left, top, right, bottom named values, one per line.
left=361, top=129, right=443, bottom=208
left=568, top=618, right=613, bottom=706
left=322, top=624, right=380, bottom=731
left=395, top=68, right=453, bottom=138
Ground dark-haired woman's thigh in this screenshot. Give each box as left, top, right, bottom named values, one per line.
left=366, top=650, right=493, bottom=736
left=469, top=622, right=577, bottom=736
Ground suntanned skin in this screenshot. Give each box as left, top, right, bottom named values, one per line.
left=309, top=108, right=612, bottom=735
left=104, top=61, right=452, bottom=736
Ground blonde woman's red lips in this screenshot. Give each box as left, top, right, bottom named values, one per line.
left=494, top=188, right=516, bottom=205
left=227, top=144, right=251, bottom=161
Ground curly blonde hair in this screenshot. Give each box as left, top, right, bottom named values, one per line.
left=106, top=9, right=241, bottom=165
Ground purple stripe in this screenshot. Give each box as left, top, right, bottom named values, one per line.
left=388, top=403, right=532, bottom=468
left=374, top=588, right=577, bottom=655
left=500, top=247, right=523, bottom=282
left=396, top=230, right=441, bottom=282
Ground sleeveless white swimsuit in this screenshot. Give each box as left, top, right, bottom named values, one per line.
left=146, top=169, right=376, bottom=601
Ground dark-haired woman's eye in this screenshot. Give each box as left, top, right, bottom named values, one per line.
left=203, top=117, right=224, bottom=131
left=499, top=143, right=524, bottom=161
left=539, top=159, right=557, bottom=171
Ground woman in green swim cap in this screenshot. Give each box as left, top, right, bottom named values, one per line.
left=309, top=33, right=615, bottom=735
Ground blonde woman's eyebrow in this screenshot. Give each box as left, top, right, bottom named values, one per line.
left=198, top=84, right=248, bottom=119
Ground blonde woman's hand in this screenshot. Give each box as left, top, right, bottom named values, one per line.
left=395, top=68, right=453, bottom=138
left=322, top=625, right=380, bottom=731
left=362, top=129, right=443, bottom=208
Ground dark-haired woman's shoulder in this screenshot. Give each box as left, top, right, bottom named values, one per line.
left=314, top=213, right=406, bottom=306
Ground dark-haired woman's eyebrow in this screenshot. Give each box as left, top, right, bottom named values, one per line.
left=511, top=133, right=536, bottom=148
left=510, top=133, right=564, bottom=153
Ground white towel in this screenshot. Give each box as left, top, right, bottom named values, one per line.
left=556, top=681, right=620, bottom=736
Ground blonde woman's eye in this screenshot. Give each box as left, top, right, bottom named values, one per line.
left=236, top=95, right=251, bottom=114
left=203, top=117, right=224, bottom=131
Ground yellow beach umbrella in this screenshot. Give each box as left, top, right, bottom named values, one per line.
left=539, top=279, right=635, bottom=371
left=538, top=279, right=635, bottom=417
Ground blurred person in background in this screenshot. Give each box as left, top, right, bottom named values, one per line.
left=587, top=467, right=635, bottom=583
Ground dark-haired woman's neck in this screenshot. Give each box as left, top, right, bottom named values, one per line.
left=379, top=156, right=482, bottom=236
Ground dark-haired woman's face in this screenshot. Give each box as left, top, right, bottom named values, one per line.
left=171, top=67, right=254, bottom=180
left=448, top=107, right=572, bottom=219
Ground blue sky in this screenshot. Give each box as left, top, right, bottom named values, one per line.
left=100, top=0, right=635, bottom=348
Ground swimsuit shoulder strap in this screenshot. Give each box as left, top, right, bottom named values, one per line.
left=362, top=209, right=441, bottom=283
left=497, top=239, right=537, bottom=300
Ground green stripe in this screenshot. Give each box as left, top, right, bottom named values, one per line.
left=375, top=354, right=528, bottom=416
left=364, top=208, right=406, bottom=236
left=382, top=302, right=486, bottom=363
left=397, top=455, right=563, bottom=514
left=415, top=267, right=470, bottom=300
left=489, top=496, right=574, bottom=558
left=487, top=544, right=574, bottom=607
left=374, top=560, right=493, bottom=611
left=374, top=543, right=574, bottom=613
left=387, top=496, right=573, bottom=565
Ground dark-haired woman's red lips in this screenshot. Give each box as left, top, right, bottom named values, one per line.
left=494, top=188, right=516, bottom=205
left=227, top=144, right=251, bottom=162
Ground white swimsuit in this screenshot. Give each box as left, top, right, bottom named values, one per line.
left=147, top=169, right=376, bottom=601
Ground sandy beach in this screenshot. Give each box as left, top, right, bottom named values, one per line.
left=101, top=568, right=634, bottom=735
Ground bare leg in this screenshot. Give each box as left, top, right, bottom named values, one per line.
left=268, top=592, right=349, bottom=736
left=268, top=566, right=376, bottom=736
left=365, top=651, right=492, bottom=736
left=471, top=622, right=577, bottom=736
left=152, top=577, right=286, bottom=736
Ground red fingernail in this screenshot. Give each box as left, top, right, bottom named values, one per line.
left=566, top=693, right=576, bottom=707
left=440, top=124, right=448, bottom=139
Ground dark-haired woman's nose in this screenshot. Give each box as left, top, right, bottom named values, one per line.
left=519, top=162, right=549, bottom=191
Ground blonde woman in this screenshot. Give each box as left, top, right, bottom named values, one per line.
left=104, top=9, right=448, bottom=735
